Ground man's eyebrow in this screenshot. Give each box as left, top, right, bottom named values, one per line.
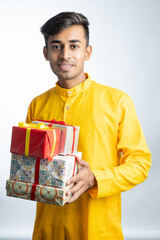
left=50, top=39, right=81, bottom=44
left=50, top=40, right=61, bottom=44
left=69, top=40, right=81, bottom=43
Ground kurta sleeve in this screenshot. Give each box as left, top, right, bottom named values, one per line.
left=89, top=94, right=151, bottom=198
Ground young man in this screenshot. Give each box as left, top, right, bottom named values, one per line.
left=26, top=12, right=151, bottom=240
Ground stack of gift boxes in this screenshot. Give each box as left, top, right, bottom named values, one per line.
left=6, top=120, right=81, bottom=206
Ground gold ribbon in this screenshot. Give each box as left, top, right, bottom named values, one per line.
left=18, top=122, right=56, bottom=158
left=25, top=128, right=31, bottom=156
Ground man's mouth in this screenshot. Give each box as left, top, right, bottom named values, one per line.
left=58, top=64, right=73, bottom=71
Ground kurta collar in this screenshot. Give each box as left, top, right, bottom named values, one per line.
left=55, top=73, right=91, bottom=98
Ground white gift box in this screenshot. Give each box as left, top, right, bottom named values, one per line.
left=32, top=120, right=80, bottom=155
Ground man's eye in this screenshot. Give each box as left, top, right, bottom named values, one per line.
left=71, top=45, right=79, bottom=49
left=52, top=45, right=61, bottom=50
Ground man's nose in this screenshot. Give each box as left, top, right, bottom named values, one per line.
left=60, top=46, right=71, bottom=60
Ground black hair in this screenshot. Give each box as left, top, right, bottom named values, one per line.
left=40, top=12, right=90, bottom=47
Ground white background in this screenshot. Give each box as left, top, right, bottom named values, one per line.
left=0, top=0, right=160, bottom=239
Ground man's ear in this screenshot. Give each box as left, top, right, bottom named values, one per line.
left=43, top=46, right=49, bottom=61
left=85, top=45, right=92, bottom=61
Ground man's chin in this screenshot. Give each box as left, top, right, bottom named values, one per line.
left=57, top=72, right=76, bottom=81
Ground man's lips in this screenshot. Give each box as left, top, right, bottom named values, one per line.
left=58, top=63, right=74, bottom=71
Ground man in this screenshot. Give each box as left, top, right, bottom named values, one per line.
left=26, top=12, right=151, bottom=240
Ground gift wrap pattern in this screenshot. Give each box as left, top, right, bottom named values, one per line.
left=6, top=179, right=71, bottom=206
left=10, top=152, right=81, bottom=188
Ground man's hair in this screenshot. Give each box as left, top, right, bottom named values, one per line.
left=40, top=12, right=90, bottom=47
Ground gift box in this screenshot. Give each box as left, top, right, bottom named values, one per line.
left=10, top=152, right=82, bottom=188
left=6, top=179, right=71, bottom=206
left=10, top=123, right=61, bottom=159
left=32, top=119, right=80, bottom=155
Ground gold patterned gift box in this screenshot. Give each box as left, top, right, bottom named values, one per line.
left=10, top=152, right=82, bottom=188
left=6, top=179, right=71, bottom=206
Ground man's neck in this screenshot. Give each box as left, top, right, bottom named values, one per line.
left=57, top=73, right=87, bottom=89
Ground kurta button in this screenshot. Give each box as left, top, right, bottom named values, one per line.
left=66, top=106, right=69, bottom=110
left=68, top=91, right=71, bottom=94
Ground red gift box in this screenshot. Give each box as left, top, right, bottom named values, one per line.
left=10, top=126, right=61, bottom=159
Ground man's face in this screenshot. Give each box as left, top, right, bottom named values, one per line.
left=43, top=25, right=92, bottom=83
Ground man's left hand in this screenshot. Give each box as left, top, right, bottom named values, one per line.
left=66, top=157, right=97, bottom=203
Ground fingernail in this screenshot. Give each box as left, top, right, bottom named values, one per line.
left=67, top=180, right=70, bottom=185
left=66, top=191, right=71, bottom=196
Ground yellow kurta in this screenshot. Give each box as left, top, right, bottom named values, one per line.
left=26, top=74, right=151, bottom=240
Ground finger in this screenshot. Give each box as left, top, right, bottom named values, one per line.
left=66, top=181, right=83, bottom=196
left=67, top=189, right=83, bottom=204
left=76, top=157, right=89, bottom=168
left=66, top=171, right=82, bottom=185
left=66, top=176, right=76, bottom=186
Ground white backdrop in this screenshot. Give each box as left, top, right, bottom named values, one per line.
left=0, top=0, right=160, bottom=239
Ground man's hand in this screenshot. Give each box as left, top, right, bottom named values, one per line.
left=66, top=157, right=97, bottom=203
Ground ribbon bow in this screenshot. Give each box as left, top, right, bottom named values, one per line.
left=49, top=119, right=67, bottom=125
left=19, top=122, right=47, bottom=129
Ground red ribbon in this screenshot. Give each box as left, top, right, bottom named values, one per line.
left=34, top=119, right=77, bottom=154
left=35, top=158, right=40, bottom=184
left=72, top=156, right=77, bottom=176
left=71, top=129, right=76, bottom=154
left=36, top=119, right=67, bottom=126
left=31, top=158, right=40, bottom=200
left=31, top=184, right=37, bottom=200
